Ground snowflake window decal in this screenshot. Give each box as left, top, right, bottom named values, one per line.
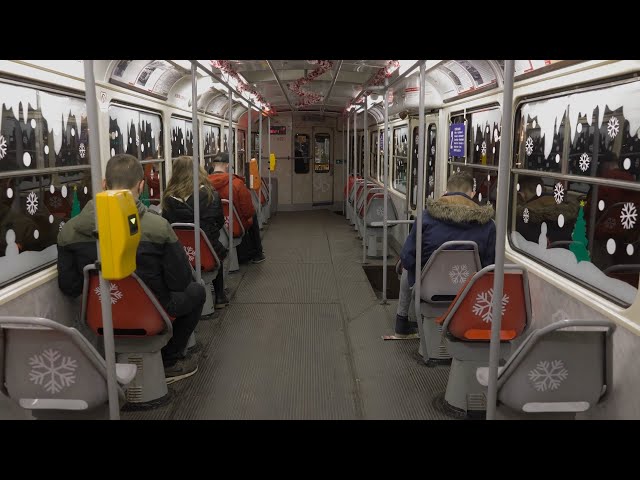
left=621, top=202, right=637, bottom=230
left=579, top=153, right=590, bottom=172
left=431, top=145, right=435, bottom=155
left=481, top=141, right=487, bottom=156
left=0, top=135, right=7, bottom=159
left=79, top=143, right=86, bottom=159
left=528, top=360, right=568, bottom=392
left=58, top=221, right=65, bottom=232
left=449, top=265, right=470, bottom=284
left=553, top=183, right=564, bottom=204
left=428, top=175, right=434, bottom=188
left=28, top=349, right=78, bottom=394
left=604, top=217, right=617, bottom=229
left=49, top=195, right=62, bottom=209
left=472, top=288, right=510, bottom=323
left=26, top=192, right=39, bottom=215
left=523, top=208, right=530, bottom=224
left=525, top=137, right=534, bottom=156
left=607, top=117, right=619, bottom=139
left=94, top=283, right=123, bottom=305
left=184, top=246, right=196, bottom=263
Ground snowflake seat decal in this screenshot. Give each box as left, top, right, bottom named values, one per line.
left=449, top=265, right=470, bottom=284
left=29, top=349, right=78, bottom=394
left=528, top=360, right=568, bottom=392
left=94, top=283, right=123, bottom=305
left=579, top=153, right=590, bottom=172
left=184, top=245, right=196, bottom=263
left=376, top=206, right=384, bottom=217
left=620, top=203, right=637, bottom=230
left=472, top=288, right=509, bottom=323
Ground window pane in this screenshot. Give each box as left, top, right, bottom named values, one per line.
left=314, top=133, right=330, bottom=173
left=203, top=123, right=221, bottom=172
left=427, top=124, right=437, bottom=200
left=171, top=118, right=192, bottom=158
left=410, top=126, right=419, bottom=208
left=0, top=170, right=91, bottom=286
left=370, top=131, right=378, bottom=179
left=449, top=164, right=498, bottom=206
left=392, top=126, right=408, bottom=194
left=142, top=162, right=164, bottom=207
left=139, top=111, right=163, bottom=160
left=469, top=109, right=501, bottom=167
left=237, top=129, right=246, bottom=177
left=109, top=105, right=138, bottom=158
left=294, top=133, right=310, bottom=174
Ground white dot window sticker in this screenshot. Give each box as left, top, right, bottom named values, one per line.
left=606, top=238, right=616, bottom=255
left=555, top=154, right=560, bottom=163
left=517, top=183, right=520, bottom=191
left=623, top=158, right=631, bottom=170
left=34, top=230, right=39, bottom=239
left=536, top=184, right=542, bottom=197
left=486, top=126, right=489, bottom=133
left=532, top=120, right=537, bottom=129
left=50, top=184, right=55, bottom=194
left=487, top=175, right=491, bottom=181
left=598, top=200, right=605, bottom=211
left=84, top=186, right=88, bottom=195
left=478, top=193, right=483, bottom=202
left=49, top=215, right=54, bottom=223
left=576, top=123, right=583, bottom=133
left=150, top=188, right=154, bottom=196
left=7, top=188, right=13, bottom=199
left=147, top=142, right=150, bottom=148
left=181, top=138, right=184, bottom=145
left=111, top=148, right=115, bottom=157
left=151, top=130, right=154, bottom=139
left=476, top=145, right=479, bottom=151
left=115, top=131, right=118, bottom=138
left=44, top=145, right=49, bottom=155
left=62, top=185, right=68, bottom=198
left=141, top=144, right=145, bottom=152
left=492, top=147, right=495, bottom=154
left=129, top=137, right=132, bottom=144
left=30, top=119, right=36, bottom=129
left=71, top=127, right=75, bottom=137
left=628, top=244, right=634, bottom=256
left=23, top=152, right=31, bottom=167
left=558, top=214, right=565, bottom=228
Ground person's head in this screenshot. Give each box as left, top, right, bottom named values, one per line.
left=211, top=152, right=230, bottom=173
left=445, top=171, right=475, bottom=198
left=162, top=156, right=213, bottom=209
left=103, top=154, right=144, bottom=198
left=517, top=175, right=543, bottom=203
left=597, top=150, right=619, bottom=176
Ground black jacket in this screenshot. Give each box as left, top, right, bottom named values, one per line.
left=57, top=198, right=193, bottom=309
left=162, top=186, right=228, bottom=260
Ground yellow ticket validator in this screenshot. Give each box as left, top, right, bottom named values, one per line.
left=95, top=190, right=141, bottom=280
left=269, top=153, right=276, bottom=171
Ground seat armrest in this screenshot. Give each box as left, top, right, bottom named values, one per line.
left=476, top=366, right=505, bottom=387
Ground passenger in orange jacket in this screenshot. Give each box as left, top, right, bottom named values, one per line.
left=208, top=152, right=266, bottom=263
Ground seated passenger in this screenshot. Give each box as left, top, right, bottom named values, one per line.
left=162, top=156, right=229, bottom=309
left=57, top=154, right=205, bottom=383
left=395, top=172, right=496, bottom=336
left=208, top=152, right=266, bottom=264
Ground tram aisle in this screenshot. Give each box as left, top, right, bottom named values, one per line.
left=124, top=210, right=451, bottom=420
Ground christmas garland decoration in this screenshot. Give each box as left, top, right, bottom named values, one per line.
left=343, top=60, right=400, bottom=115
left=287, top=60, right=334, bottom=108
left=210, top=60, right=276, bottom=115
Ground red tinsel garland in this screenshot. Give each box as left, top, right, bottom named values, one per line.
left=343, top=60, right=400, bottom=115
left=210, top=60, right=276, bottom=115
left=287, top=60, right=334, bottom=108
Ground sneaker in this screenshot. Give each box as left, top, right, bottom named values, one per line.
left=251, top=252, right=266, bottom=264
left=215, top=293, right=230, bottom=309
left=395, top=315, right=418, bottom=337
left=164, top=356, right=198, bottom=385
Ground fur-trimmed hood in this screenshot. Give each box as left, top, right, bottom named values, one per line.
left=425, top=193, right=494, bottom=226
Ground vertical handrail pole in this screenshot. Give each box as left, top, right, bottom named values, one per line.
left=362, top=98, right=369, bottom=263
left=268, top=115, right=272, bottom=209
left=346, top=113, right=350, bottom=218
left=247, top=105, right=251, bottom=183
left=258, top=110, right=262, bottom=220
left=382, top=77, right=389, bottom=304
left=414, top=62, right=427, bottom=360
left=228, top=87, right=234, bottom=261
left=84, top=59, right=120, bottom=420
left=487, top=60, right=515, bottom=420
left=191, top=62, right=201, bottom=283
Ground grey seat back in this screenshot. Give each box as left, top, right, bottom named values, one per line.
left=0, top=317, right=119, bottom=412
left=365, top=195, right=398, bottom=226
left=419, top=241, right=481, bottom=305
left=497, top=319, right=615, bottom=413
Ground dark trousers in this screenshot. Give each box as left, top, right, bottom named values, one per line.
left=213, top=269, right=225, bottom=299
left=237, top=213, right=263, bottom=262
left=161, top=282, right=206, bottom=365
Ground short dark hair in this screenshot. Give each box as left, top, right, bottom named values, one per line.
left=105, top=154, right=144, bottom=190
left=446, top=171, right=474, bottom=193
left=213, top=152, right=230, bottom=164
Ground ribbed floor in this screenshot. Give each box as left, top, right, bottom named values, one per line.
left=122, top=210, right=454, bottom=420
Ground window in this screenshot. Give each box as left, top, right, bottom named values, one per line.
left=510, top=79, right=640, bottom=307
left=203, top=123, right=221, bottom=172
left=408, top=125, right=437, bottom=208
left=237, top=129, right=246, bottom=177
left=170, top=116, right=193, bottom=158
left=294, top=133, right=310, bottom=174
left=110, top=105, right=164, bottom=207
left=370, top=130, right=378, bottom=179
left=392, top=125, right=408, bottom=194
left=448, top=108, right=501, bottom=207
left=251, top=131, right=259, bottom=160
left=378, top=130, right=385, bottom=181
left=0, top=80, right=92, bottom=286
left=314, top=133, right=330, bottom=173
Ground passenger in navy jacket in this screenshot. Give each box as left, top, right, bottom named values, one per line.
left=395, top=171, right=496, bottom=336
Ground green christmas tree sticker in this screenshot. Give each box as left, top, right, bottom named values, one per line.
left=70, top=185, right=81, bottom=218
left=570, top=200, right=591, bottom=262
left=140, top=183, right=151, bottom=207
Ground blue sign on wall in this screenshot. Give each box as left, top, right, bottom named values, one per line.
left=450, top=123, right=465, bottom=157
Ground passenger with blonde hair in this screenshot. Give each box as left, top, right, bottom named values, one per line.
left=162, top=156, right=229, bottom=309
